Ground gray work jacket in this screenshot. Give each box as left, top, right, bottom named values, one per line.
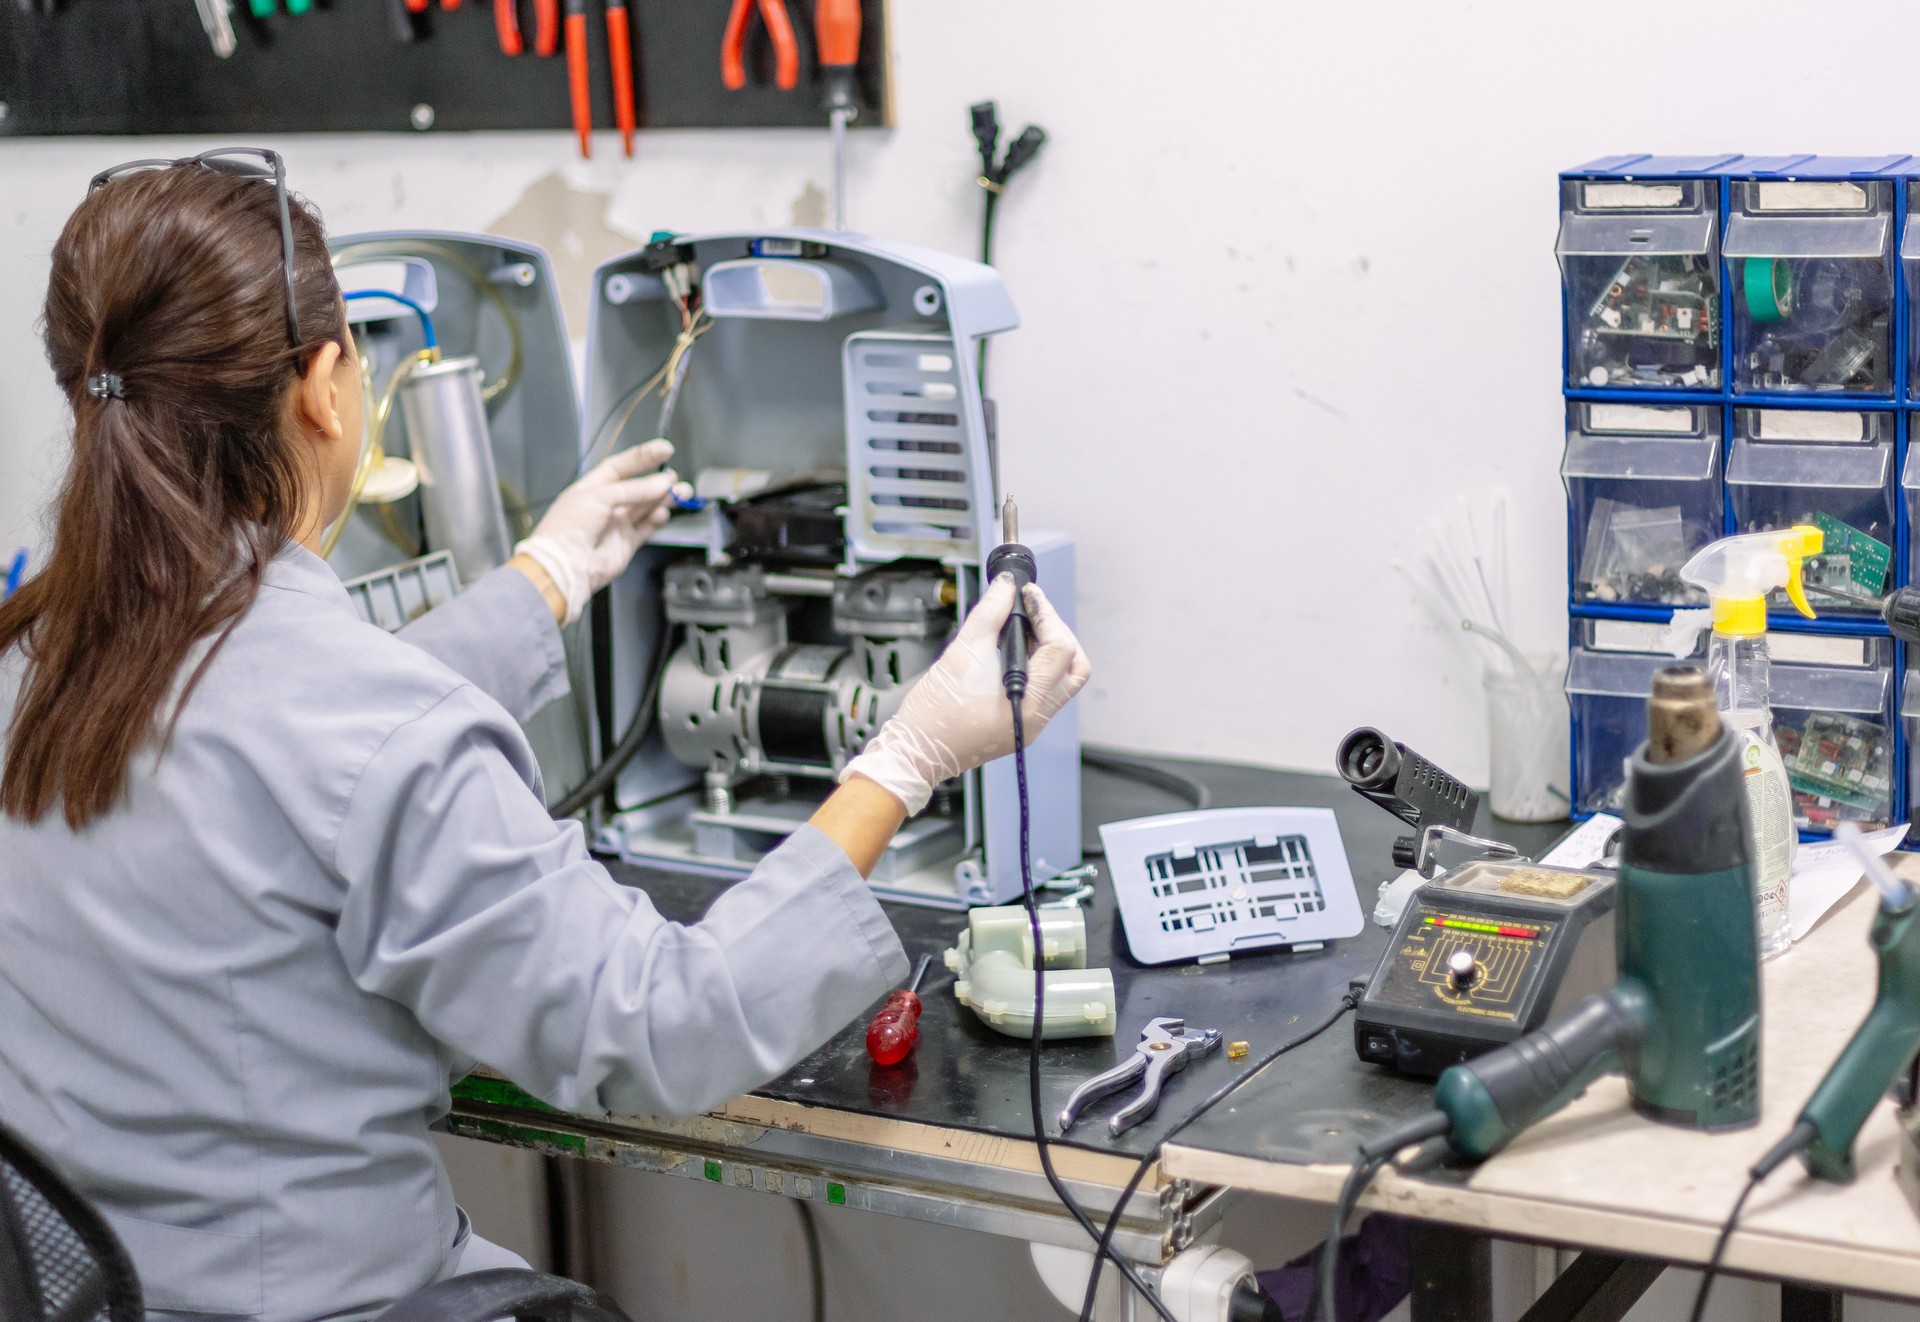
left=0, top=542, right=906, bottom=1322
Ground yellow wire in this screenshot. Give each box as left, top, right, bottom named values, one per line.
left=319, top=348, right=434, bottom=559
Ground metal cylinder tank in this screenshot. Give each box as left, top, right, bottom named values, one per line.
left=399, top=355, right=512, bottom=583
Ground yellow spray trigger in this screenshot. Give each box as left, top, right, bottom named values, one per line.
left=1781, top=524, right=1824, bottom=619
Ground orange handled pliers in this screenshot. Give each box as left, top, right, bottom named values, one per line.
left=721, top=0, right=798, bottom=91
left=494, top=0, right=559, bottom=56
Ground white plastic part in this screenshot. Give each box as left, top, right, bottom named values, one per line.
left=1678, top=526, right=1822, bottom=622
left=1029, top=1245, right=1121, bottom=1320
left=944, top=905, right=1117, bottom=1039
left=1372, top=868, right=1425, bottom=927
left=701, top=258, right=882, bottom=321
left=1158, top=1245, right=1257, bottom=1322
left=1098, top=808, right=1364, bottom=965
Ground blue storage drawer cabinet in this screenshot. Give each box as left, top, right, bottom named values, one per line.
left=1559, top=154, right=1917, bottom=837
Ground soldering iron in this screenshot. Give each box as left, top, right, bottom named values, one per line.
left=984, top=495, right=1035, bottom=697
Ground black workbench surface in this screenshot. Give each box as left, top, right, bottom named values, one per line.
left=601, top=760, right=1568, bottom=1168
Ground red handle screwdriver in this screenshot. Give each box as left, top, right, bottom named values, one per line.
left=605, top=0, right=637, bottom=158
left=866, top=953, right=931, bottom=1067
left=564, top=0, right=592, bottom=158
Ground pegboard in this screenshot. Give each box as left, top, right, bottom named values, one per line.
left=0, top=0, right=889, bottom=137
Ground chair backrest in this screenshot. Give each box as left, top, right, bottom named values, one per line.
left=0, top=1121, right=142, bottom=1322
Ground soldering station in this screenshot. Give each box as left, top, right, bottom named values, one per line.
left=17, top=12, right=1920, bottom=1322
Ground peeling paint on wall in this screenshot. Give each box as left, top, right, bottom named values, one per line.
left=789, top=181, right=827, bottom=229
left=486, top=172, right=645, bottom=339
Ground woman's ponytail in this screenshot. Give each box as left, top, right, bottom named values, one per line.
left=0, top=165, right=344, bottom=827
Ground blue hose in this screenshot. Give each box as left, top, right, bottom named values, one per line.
left=342, top=289, right=437, bottom=350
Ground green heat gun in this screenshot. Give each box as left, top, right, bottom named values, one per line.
left=1435, top=665, right=1763, bottom=1158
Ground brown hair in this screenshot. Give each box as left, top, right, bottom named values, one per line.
left=0, top=165, right=346, bottom=827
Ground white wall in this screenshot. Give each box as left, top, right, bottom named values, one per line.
left=8, top=1, right=1920, bottom=780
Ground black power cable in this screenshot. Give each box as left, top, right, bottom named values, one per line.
left=1010, top=700, right=1180, bottom=1322
left=969, top=100, right=1047, bottom=390
left=1076, top=991, right=1360, bottom=1322
left=1686, top=1119, right=1818, bottom=1322
left=1080, top=747, right=1213, bottom=812
left=550, top=621, right=676, bottom=821
left=793, top=1200, right=825, bottom=1322
left=1308, top=1112, right=1451, bottom=1322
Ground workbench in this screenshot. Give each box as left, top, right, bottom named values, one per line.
left=447, top=759, right=1920, bottom=1321
left=450, top=760, right=1563, bottom=1280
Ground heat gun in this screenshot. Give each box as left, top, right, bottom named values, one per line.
left=1435, top=665, right=1762, bottom=1157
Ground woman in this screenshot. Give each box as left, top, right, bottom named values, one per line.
left=0, top=156, right=1089, bottom=1322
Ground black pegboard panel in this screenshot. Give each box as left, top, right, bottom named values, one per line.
left=0, top=0, right=889, bottom=137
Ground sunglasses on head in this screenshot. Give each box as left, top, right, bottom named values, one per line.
left=89, top=148, right=302, bottom=350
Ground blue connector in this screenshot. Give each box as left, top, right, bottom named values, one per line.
left=4, top=549, right=26, bottom=599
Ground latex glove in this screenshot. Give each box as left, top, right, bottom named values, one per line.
left=842, top=576, right=1092, bottom=815
left=515, top=439, right=690, bottom=625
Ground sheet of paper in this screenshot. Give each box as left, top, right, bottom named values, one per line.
left=1788, top=824, right=1908, bottom=942
left=1538, top=814, right=1623, bottom=869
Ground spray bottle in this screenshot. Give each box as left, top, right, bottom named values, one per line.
left=1677, top=525, right=1824, bottom=959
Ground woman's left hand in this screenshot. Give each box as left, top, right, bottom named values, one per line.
left=513, top=438, right=691, bottom=625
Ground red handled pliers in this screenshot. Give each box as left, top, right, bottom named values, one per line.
left=562, top=0, right=639, bottom=159
left=721, top=0, right=798, bottom=91
left=494, top=0, right=559, bottom=56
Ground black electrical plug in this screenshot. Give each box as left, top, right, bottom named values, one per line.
left=999, top=125, right=1048, bottom=183
left=969, top=101, right=1001, bottom=177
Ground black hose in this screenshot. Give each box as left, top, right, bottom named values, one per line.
left=550, top=621, right=675, bottom=821
left=1080, top=746, right=1212, bottom=811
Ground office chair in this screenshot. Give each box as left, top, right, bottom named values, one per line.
left=0, top=1118, right=628, bottom=1322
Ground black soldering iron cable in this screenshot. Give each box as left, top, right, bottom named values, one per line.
left=1011, top=700, right=1181, bottom=1322
left=1075, top=989, right=1360, bottom=1322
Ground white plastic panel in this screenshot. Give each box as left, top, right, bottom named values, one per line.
left=1098, top=808, right=1363, bottom=965
left=843, top=330, right=980, bottom=563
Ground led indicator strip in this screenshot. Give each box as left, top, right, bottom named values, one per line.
left=1424, top=916, right=1540, bottom=940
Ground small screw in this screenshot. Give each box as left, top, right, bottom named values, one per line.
left=410, top=103, right=436, bottom=131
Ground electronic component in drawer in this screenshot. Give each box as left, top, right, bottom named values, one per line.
left=1578, top=254, right=1718, bottom=389
left=1577, top=497, right=1709, bottom=605
left=1741, top=258, right=1892, bottom=394
left=1778, top=711, right=1894, bottom=832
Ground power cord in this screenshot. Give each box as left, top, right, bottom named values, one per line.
left=1308, top=1112, right=1452, bottom=1322
left=1010, top=699, right=1181, bottom=1322
left=1080, top=747, right=1213, bottom=811
left=969, top=100, right=1046, bottom=389
left=793, top=1199, right=825, bottom=1322
left=1686, top=1119, right=1818, bottom=1322
left=1076, top=989, right=1361, bottom=1322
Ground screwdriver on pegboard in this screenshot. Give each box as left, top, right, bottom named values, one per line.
left=866, top=953, right=931, bottom=1067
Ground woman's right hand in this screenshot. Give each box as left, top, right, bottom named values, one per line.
left=841, top=576, right=1092, bottom=814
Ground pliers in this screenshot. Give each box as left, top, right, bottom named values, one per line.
left=494, top=0, right=559, bottom=56
left=721, top=0, right=798, bottom=91
left=1058, top=1018, right=1223, bottom=1139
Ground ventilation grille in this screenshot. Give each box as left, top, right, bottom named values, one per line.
left=341, top=551, right=462, bottom=632
left=844, top=333, right=978, bottom=561
left=1145, top=834, right=1327, bottom=936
